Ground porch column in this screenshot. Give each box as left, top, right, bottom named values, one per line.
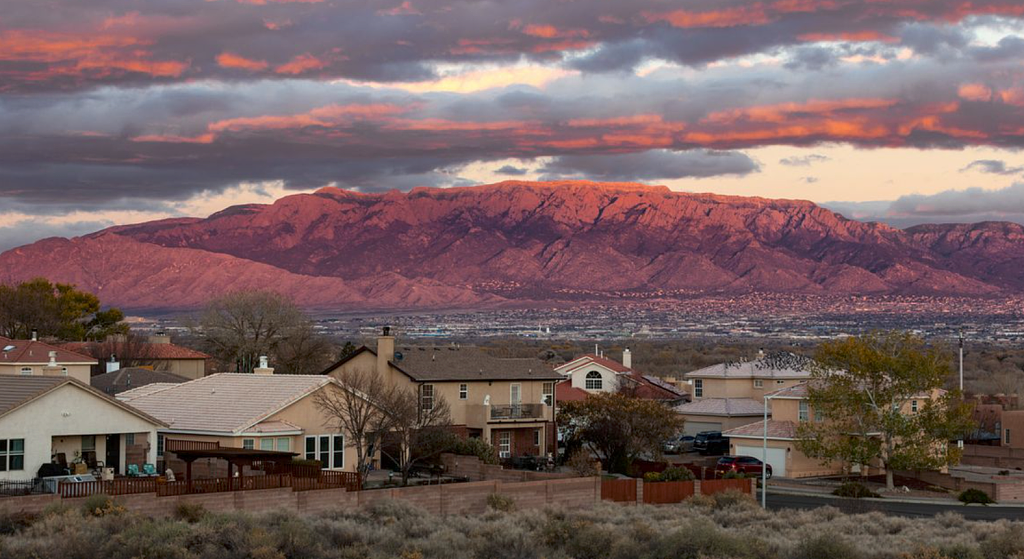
left=118, top=435, right=128, bottom=475
left=186, top=459, right=193, bottom=493
left=145, top=429, right=158, bottom=468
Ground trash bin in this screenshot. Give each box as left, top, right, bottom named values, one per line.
left=101, top=467, right=114, bottom=481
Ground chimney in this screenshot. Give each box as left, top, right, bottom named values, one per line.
left=377, top=326, right=395, bottom=375
left=106, top=354, right=120, bottom=374
left=253, top=355, right=274, bottom=375
left=622, top=348, right=632, bottom=370
left=148, top=332, right=171, bottom=344
left=31, top=329, right=38, bottom=341
left=42, top=352, right=63, bottom=377
left=757, top=348, right=765, bottom=359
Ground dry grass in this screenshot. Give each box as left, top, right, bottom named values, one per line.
left=1, top=495, right=1022, bottom=559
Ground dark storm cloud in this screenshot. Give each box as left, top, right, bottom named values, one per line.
left=540, top=150, right=759, bottom=181
left=495, top=165, right=529, bottom=176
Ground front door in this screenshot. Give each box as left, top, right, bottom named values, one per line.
left=105, top=434, right=120, bottom=474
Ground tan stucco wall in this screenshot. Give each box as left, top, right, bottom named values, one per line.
left=729, top=437, right=843, bottom=479
left=680, top=414, right=760, bottom=433
left=1001, top=410, right=1024, bottom=448
left=696, top=377, right=805, bottom=401
left=159, top=359, right=206, bottom=379
left=0, top=363, right=92, bottom=383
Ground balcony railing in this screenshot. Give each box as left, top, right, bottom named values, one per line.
left=490, top=403, right=545, bottom=421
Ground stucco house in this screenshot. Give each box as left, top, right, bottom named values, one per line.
left=0, top=335, right=97, bottom=383
left=91, top=367, right=190, bottom=395
left=553, top=351, right=688, bottom=404
left=674, top=351, right=814, bottom=436
left=323, top=329, right=563, bottom=459
left=0, top=376, right=164, bottom=481
left=62, top=333, right=211, bottom=379
left=118, top=365, right=366, bottom=476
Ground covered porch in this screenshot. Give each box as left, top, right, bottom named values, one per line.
left=47, top=431, right=156, bottom=478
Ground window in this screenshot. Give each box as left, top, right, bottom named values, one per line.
left=61, top=367, right=68, bottom=376
left=542, top=382, right=554, bottom=406
left=798, top=401, right=809, bottom=422
left=19, top=367, right=31, bottom=375
left=276, top=438, right=290, bottom=451
left=585, top=371, right=603, bottom=391
left=260, top=438, right=274, bottom=451
left=776, top=380, right=785, bottom=385
left=1006, top=429, right=1012, bottom=445
left=305, top=435, right=344, bottom=468
left=125, top=433, right=135, bottom=446
left=533, top=429, right=540, bottom=446
left=510, top=383, right=522, bottom=406
left=81, top=435, right=96, bottom=452
left=0, top=439, right=25, bottom=471
left=911, top=400, right=918, bottom=414
left=242, top=438, right=255, bottom=450
left=693, top=379, right=703, bottom=398
left=498, top=432, right=511, bottom=457
left=157, top=434, right=164, bottom=457
left=420, top=384, right=435, bottom=411
left=753, top=379, right=763, bottom=389
left=459, top=384, right=468, bottom=400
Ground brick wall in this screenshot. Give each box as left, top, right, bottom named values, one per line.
left=441, top=453, right=573, bottom=482
left=961, top=444, right=1024, bottom=469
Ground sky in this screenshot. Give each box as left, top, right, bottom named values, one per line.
left=1, top=0, right=1024, bottom=251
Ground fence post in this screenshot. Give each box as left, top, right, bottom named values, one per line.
left=636, top=478, right=643, bottom=505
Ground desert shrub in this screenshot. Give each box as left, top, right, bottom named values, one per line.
left=567, top=449, right=600, bottom=477
left=564, top=521, right=621, bottom=559
left=792, top=533, right=859, bottom=559
left=486, top=493, right=516, bottom=513
left=452, top=437, right=499, bottom=465
left=81, top=494, right=125, bottom=517
left=0, top=511, right=36, bottom=535
left=685, top=493, right=716, bottom=508
left=660, top=466, right=695, bottom=481
left=833, top=481, right=881, bottom=499
left=711, top=488, right=756, bottom=510
left=958, top=489, right=994, bottom=506
left=41, top=501, right=73, bottom=517
left=643, top=472, right=663, bottom=482
left=643, top=519, right=761, bottom=559
left=938, top=544, right=985, bottom=559
left=722, top=470, right=747, bottom=479
left=471, top=523, right=537, bottom=559
left=979, top=525, right=1024, bottom=559
left=173, top=502, right=208, bottom=523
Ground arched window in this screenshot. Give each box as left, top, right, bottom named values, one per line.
left=585, top=371, right=603, bottom=391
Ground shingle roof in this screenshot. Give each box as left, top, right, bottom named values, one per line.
left=391, top=346, right=562, bottom=382
left=90, top=367, right=190, bottom=395
left=118, top=373, right=333, bottom=434
left=60, top=341, right=211, bottom=360
left=0, top=375, right=165, bottom=426
left=723, top=419, right=798, bottom=439
left=684, top=353, right=815, bottom=381
left=674, top=398, right=765, bottom=416
left=0, top=337, right=97, bottom=364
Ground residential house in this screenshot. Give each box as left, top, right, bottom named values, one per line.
left=674, top=351, right=813, bottom=436
left=91, top=367, right=190, bottom=395
left=118, top=364, right=366, bottom=476
left=0, top=335, right=97, bottom=383
left=0, top=376, right=164, bottom=481
left=62, top=333, right=212, bottom=379
left=553, top=350, right=688, bottom=404
left=323, top=329, right=563, bottom=459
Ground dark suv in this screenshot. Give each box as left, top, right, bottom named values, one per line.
left=715, top=455, right=772, bottom=478
left=693, top=431, right=730, bottom=455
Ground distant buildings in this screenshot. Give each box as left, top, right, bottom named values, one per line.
left=61, top=333, right=211, bottom=379
left=0, top=334, right=97, bottom=383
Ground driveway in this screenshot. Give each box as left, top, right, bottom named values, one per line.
left=761, top=490, right=1022, bottom=521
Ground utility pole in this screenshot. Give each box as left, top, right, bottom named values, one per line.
left=761, top=395, right=769, bottom=509
left=958, top=327, right=965, bottom=449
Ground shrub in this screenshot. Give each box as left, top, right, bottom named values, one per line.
left=722, top=470, right=747, bottom=479
left=452, top=437, right=499, bottom=465
left=643, top=472, right=663, bottom=482
left=792, top=533, right=859, bottom=559
left=833, top=481, right=881, bottom=499
left=711, top=488, right=757, bottom=510
left=567, top=449, right=600, bottom=477
left=0, top=511, right=36, bottom=535
left=957, top=489, right=994, bottom=506
left=486, top=493, right=516, bottom=513
left=980, top=525, right=1024, bottom=559
left=173, top=502, right=208, bottom=523
left=81, top=494, right=125, bottom=517
left=660, top=466, right=695, bottom=481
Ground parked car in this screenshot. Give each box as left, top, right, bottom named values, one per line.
left=663, top=435, right=695, bottom=454
left=715, top=456, right=772, bottom=479
left=693, top=431, right=730, bottom=455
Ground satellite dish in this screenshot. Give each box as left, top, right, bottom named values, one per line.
left=394, top=351, right=404, bottom=361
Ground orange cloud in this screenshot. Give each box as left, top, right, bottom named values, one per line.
left=377, top=1, right=421, bottom=15
left=216, top=52, right=269, bottom=71
left=521, top=25, right=590, bottom=39
left=275, top=53, right=328, bottom=75
left=958, top=83, right=992, bottom=102
left=999, top=87, right=1024, bottom=107
left=0, top=30, right=189, bottom=81
left=642, top=5, right=773, bottom=28
left=208, top=104, right=407, bottom=133
left=704, top=98, right=899, bottom=124
left=798, top=31, right=897, bottom=42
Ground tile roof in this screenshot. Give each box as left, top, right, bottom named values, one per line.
left=673, top=398, right=765, bottom=416
left=0, top=336, right=98, bottom=364
left=118, top=373, right=333, bottom=434
left=0, top=375, right=165, bottom=426
left=117, top=382, right=180, bottom=400
left=60, top=341, right=211, bottom=360
left=684, top=353, right=815, bottom=381
left=391, top=346, right=562, bottom=382
left=90, top=367, right=190, bottom=395
left=723, top=419, right=798, bottom=439
left=555, top=380, right=589, bottom=402
left=246, top=420, right=302, bottom=434
left=557, top=354, right=632, bottom=374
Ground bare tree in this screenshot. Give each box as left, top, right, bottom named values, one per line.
left=275, top=322, right=336, bottom=375
left=313, top=369, right=397, bottom=485
left=92, top=333, right=161, bottom=370
left=382, top=387, right=453, bottom=485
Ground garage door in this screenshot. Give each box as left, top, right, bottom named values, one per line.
left=684, top=421, right=722, bottom=436
left=735, top=445, right=786, bottom=478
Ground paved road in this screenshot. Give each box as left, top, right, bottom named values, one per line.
left=761, top=490, right=1024, bottom=521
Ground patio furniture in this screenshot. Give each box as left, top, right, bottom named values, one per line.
left=127, top=464, right=141, bottom=477
left=142, top=463, right=158, bottom=476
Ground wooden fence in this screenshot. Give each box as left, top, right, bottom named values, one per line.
left=156, top=474, right=292, bottom=497
left=643, top=481, right=695, bottom=504
left=699, top=478, right=751, bottom=495
left=58, top=471, right=360, bottom=498
left=58, top=478, right=158, bottom=498
left=601, top=479, right=637, bottom=502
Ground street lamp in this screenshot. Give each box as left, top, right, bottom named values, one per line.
left=958, top=328, right=965, bottom=449
left=761, top=394, right=770, bottom=509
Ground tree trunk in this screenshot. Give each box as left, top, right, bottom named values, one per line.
left=885, top=468, right=895, bottom=491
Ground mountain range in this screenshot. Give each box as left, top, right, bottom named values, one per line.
left=2, top=180, right=1023, bottom=311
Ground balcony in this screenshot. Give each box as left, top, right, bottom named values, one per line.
left=490, top=404, right=545, bottom=421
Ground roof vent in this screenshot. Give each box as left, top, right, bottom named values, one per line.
left=394, top=351, right=404, bottom=361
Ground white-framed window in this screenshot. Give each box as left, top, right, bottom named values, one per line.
left=61, top=367, right=68, bottom=376
left=798, top=401, right=809, bottom=422
left=0, top=439, right=25, bottom=471
left=533, top=429, right=540, bottom=446
left=125, top=433, right=136, bottom=446
left=510, top=383, right=522, bottom=406
left=157, top=434, right=164, bottom=457
left=693, top=379, right=703, bottom=398
left=753, top=379, right=763, bottom=389
left=911, top=400, right=918, bottom=414
left=242, top=438, right=255, bottom=450
left=304, top=434, right=344, bottom=469
left=19, top=367, right=31, bottom=375
left=585, top=371, right=602, bottom=391
left=421, top=384, right=435, bottom=411
left=542, top=382, right=554, bottom=406
left=81, top=435, right=96, bottom=452
left=259, top=438, right=275, bottom=451
left=498, top=432, right=511, bottom=457
left=276, top=438, right=290, bottom=451
left=1006, top=429, right=1012, bottom=445
left=459, top=383, right=468, bottom=400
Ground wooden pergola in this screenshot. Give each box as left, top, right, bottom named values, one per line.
left=171, top=447, right=299, bottom=493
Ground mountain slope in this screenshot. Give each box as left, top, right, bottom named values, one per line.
left=1, top=180, right=1019, bottom=310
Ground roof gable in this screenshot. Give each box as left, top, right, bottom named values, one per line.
left=0, top=375, right=165, bottom=426
left=0, top=337, right=98, bottom=365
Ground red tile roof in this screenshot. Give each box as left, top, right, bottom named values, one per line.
left=60, top=341, right=211, bottom=360
left=558, top=354, right=631, bottom=374
left=555, top=380, right=589, bottom=402
left=0, top=336, right=98, bottom=364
